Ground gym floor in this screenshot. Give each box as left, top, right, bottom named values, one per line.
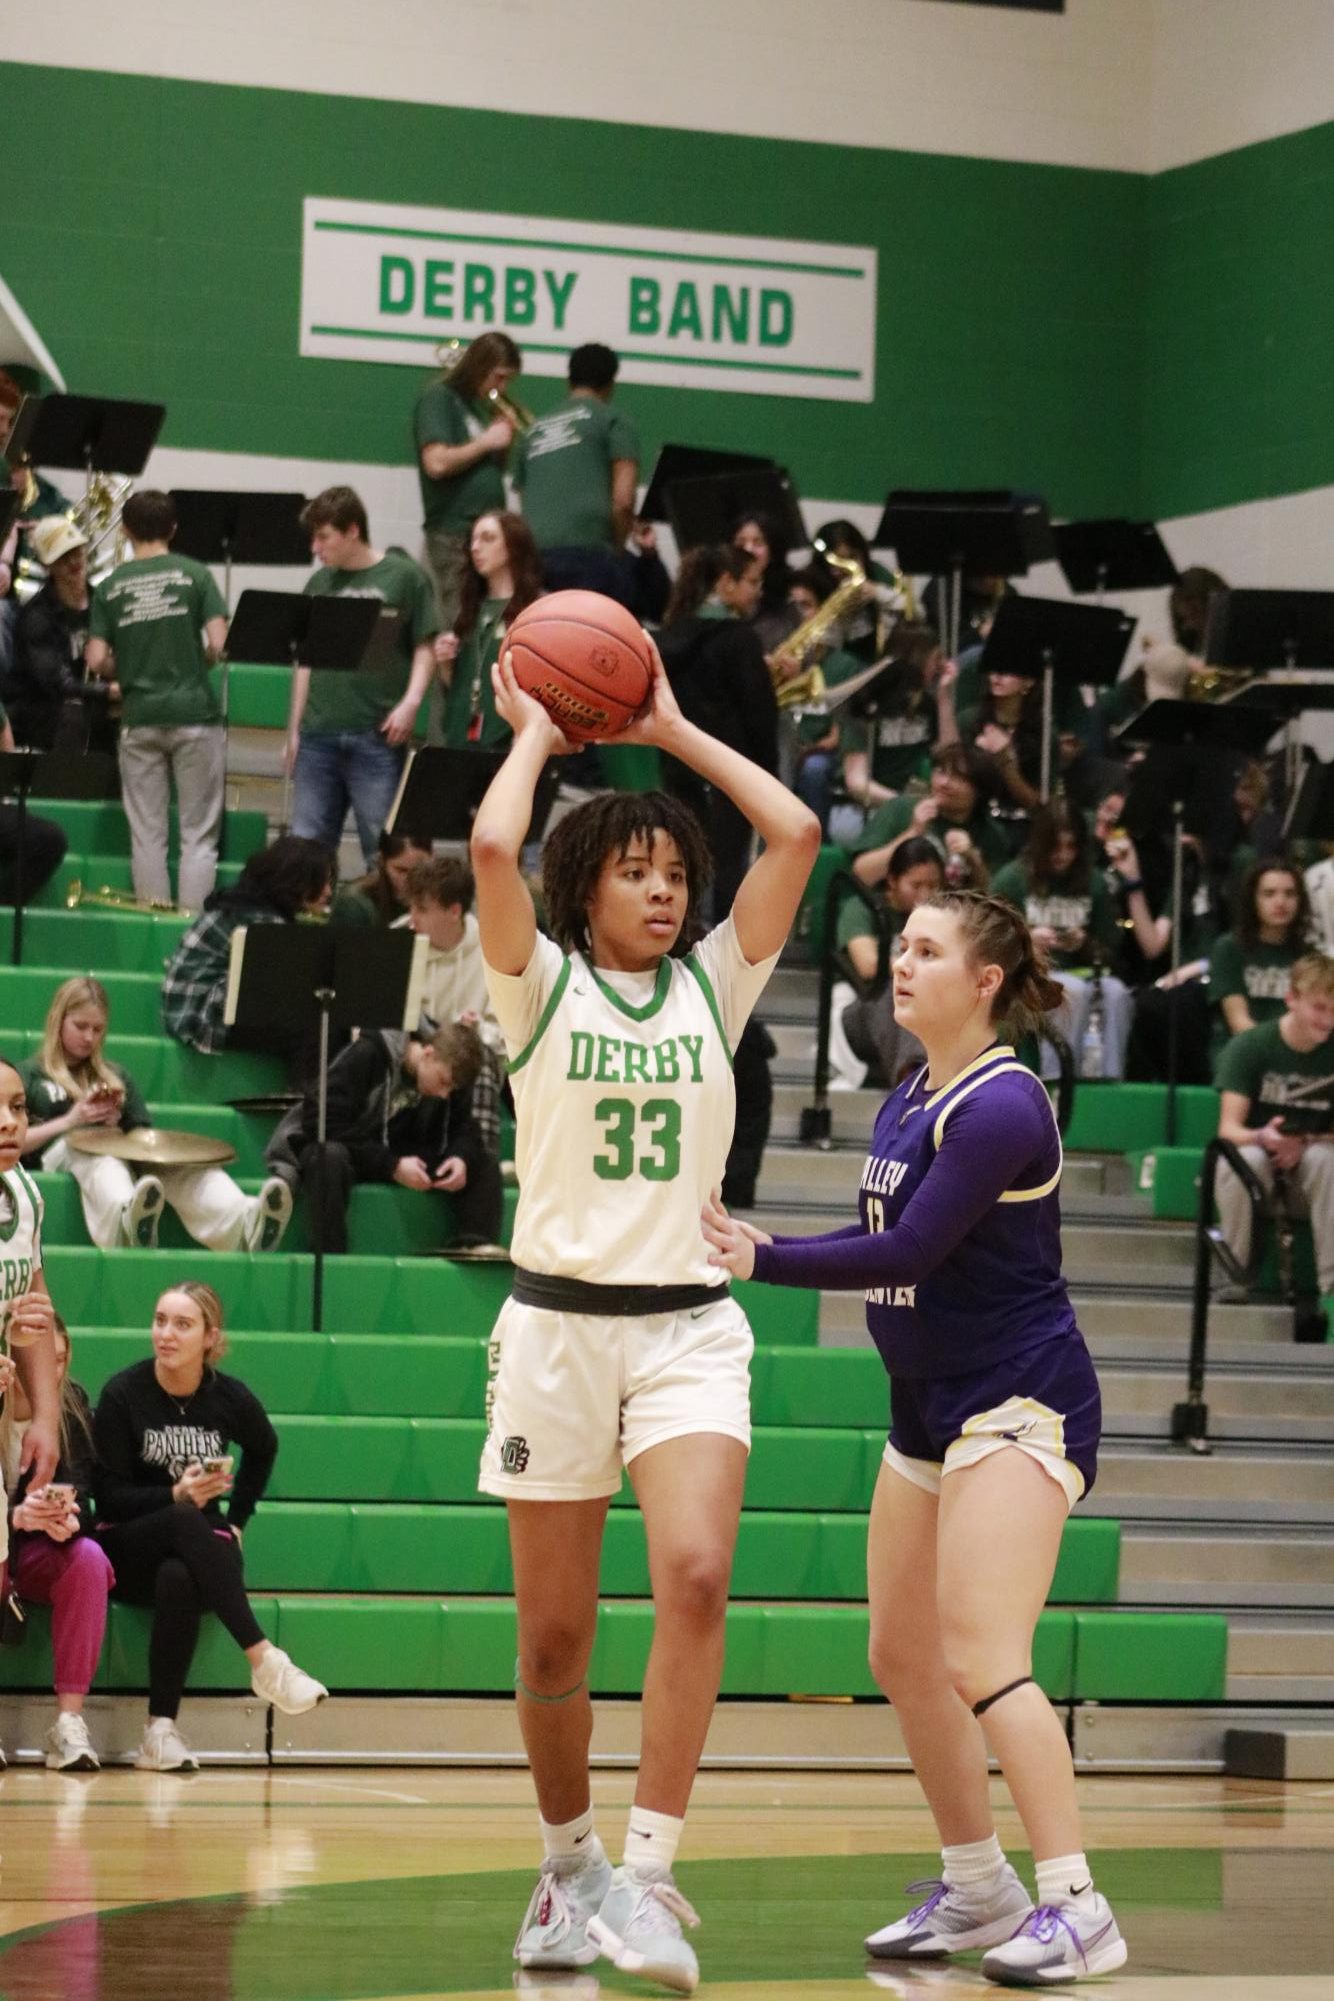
left=0, top=1769, right=1330, bottom=1998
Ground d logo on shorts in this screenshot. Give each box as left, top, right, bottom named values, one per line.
left=501, top=1435, right=531, bottom=1474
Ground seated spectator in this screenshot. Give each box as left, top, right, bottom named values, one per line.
left=850, top=743, right=1009, bottom=888
left=21, top=977, right=292, bottom=1252
left=92, top=1281, right=327, bottom=1772
left=958, top=663, right=1052, bottom=816
left=1214, top=955, right=1334, bottom=1300
left=835, top=622, right=960, bottom=837
left=828, top=836, right=943, bottom=1091
left=1108, top=826, right=1219, bottom=1085
left=84, top=489, right=228, bottom=912
left=992, top=804, right=1133, bottom=1078
left=161, top=835, right=333, bottom=1074
left=7, top=517, right=117, bottom=753
left=266, top=1021, right=503, bottom=1255
left=2, top=1318, right=113, bottom=1770
left=334, top=826, right=434, bottom=927
left=432, top=508, right=543, bottom=750
left=402, top=855, right=505, bottom=1154
left=0, top=697, right=68, bottom=905
left=1209, top=860, right=1311, bottom=1038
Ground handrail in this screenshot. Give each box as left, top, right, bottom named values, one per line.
left=1172, top=1135, right=1268, bottom=1452
left=800, top=869, right=896, bottom=1147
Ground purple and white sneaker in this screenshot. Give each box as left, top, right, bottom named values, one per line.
left=982, top=1895, right=1127, bottom=1984
left=866, top=1868, right=1034, bottom=1958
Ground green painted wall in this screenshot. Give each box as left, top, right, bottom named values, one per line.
left=1143, top=119, right=1334, bottom=521
left=0, top=62, right=1144, bottom=517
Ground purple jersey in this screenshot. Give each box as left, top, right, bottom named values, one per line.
left=751, top=1044, right=1079, bottom=1379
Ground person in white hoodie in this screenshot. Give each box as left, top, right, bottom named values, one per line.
left=401, top=854, right=505, bottom=1155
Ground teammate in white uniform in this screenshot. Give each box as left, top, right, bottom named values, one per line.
left=0, top=1055, right=68, bottom=1591
left=472, top=645, right=819, bottom=1994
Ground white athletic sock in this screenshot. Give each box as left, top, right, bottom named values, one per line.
left=623, top=1805, right=683, bottom=1877
left=540, top=1806, right=599, bottom=1863
left=1036, top=1852, right=1098, bottom=1913
left=942, top=1833, right=1007, bottom=1897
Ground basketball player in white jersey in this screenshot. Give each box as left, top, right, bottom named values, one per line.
left=472, top=646, right=819, bottom=1993
left=0, top=1055, right=70, bottom=1595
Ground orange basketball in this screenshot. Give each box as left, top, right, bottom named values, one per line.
left=503, top=591, right=654, bottom=741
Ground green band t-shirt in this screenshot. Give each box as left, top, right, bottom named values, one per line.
left=443, top=598, right=512, bottom=750
left=415, top=383, right=506, bottom=536
left=88, top=553, right=226, bottom=728
left=990, top=860, right=1119, bottom=970
left=1215, top=1018, right=1334, bottom=1129
left=301, top=550, right=438, bottom=735
left=513, top=395, right=640, bottom=551
left=837, top=692, right=938, bottom=794
left=1208, top=934, right=1297, bottom=1023
left=852, top=794, right=1011, bottom=873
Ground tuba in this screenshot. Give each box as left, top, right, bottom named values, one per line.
left=434, top=336, right=534, bottom=434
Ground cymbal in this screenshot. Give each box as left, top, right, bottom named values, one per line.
left=429, top=1243, right=512, bottom=1263
left=65, top=1126, right=238, bottom=1167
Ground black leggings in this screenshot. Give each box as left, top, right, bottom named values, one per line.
left=97, top=1503, right=265, bottom=1719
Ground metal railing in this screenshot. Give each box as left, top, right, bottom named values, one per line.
left=1172, top=1137, right=1267, bottom=1453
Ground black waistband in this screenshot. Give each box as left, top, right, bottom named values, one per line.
left=511, top=1267, right=730, bottom=1317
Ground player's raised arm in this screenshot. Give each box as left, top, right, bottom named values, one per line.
left=621, top=646, right=821, bottom=963
left=469, top=655, right=566, bottom=976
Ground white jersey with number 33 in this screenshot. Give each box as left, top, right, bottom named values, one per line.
left=486, top=918, right=778, bottom=1286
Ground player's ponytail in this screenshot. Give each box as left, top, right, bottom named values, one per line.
left=926, top=890, right=1066, bottom=1040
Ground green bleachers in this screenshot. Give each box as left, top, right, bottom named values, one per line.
left=28, top=798, right=268, bottom=860
left=0, top=852, right=1235, bottom=1714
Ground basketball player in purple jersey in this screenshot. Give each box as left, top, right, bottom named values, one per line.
left=704, top=891, right=1128, bottom=1985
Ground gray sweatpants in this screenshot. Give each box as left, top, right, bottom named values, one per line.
left=117, top=723, right=226, bottom=911
left=1215, top=1141, right=1334, bottom=1293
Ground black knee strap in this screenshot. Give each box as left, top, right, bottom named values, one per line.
left=972, top=1675, right=1034, bottom=1718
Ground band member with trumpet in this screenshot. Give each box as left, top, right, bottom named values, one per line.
left=512, top=342, right=639, bottom=601
left=84, top=489, right=227, bottom=913
left=8, top=517, right=118, bottom=753
left=657, top=544, right=779, bottom=919
left=19, top=977, right=294, bottom=1255
left=415, top=331, right=523, bottom=638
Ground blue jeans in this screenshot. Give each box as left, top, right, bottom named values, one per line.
left=292, top=729, right=405, bottom=871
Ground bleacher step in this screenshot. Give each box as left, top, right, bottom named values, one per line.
left=1121, top=1527, right=1334, bottom=1606
left=1224, top=1726, right=1334, bottom=1779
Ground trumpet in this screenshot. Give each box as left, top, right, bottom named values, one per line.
left=66, top=880, right=182, bottom=914
left=434, top=336, right=534, bottom=433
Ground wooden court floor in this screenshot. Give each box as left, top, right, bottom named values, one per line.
left=0, top=1768, right=1331, bottom=1999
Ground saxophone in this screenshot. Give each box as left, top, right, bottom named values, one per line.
left=769, top=553, right=866, bottom=710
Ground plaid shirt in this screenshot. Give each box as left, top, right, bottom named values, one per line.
left=161, top=902, right=284, bottom=1052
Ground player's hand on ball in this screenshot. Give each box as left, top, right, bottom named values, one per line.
left=492, top=649, right=573, bottom=754
left=701, top=1192, right=771, bottom=1281
left=613, top=639, right=682, bottom=746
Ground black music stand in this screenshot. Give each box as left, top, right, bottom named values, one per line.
left=0, top=749, right=120, bottom=965
left=225, top=591, right=404, bottom=826
left=640, top=444, right=778, bottom=523
left=387, top=745, right=557, bottom=848
left=1204, top=589, right=1334, bottom=673
left=981, top=595, right=1135, bottom=798
left=5, top=394, right=165, bottom=504
left=223, top=923, right=427, bottom=1331
left=1115, top=699, right=1279, bottom=1142
left=1054, top=519, right=1178, bottom=601
left=1283, top=756, right=1334, bottom=845
left=170, top=491, right=309, bottom=610
left=664, top=465, right=807, bottom=557
left=873, top=490, right=1055, bottom=658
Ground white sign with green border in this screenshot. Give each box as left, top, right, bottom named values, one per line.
left=299, top=197, right=876, bottom=402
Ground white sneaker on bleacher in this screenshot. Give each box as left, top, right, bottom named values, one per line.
left=121, top=1175, right=164, bottom=1249
left=250, top=1644, right=327, bottom=1714
left=242, top=1177, right=293, bottom=1253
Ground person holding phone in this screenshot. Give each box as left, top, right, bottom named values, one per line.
left=92, top=1282, right=326, bottom=1772
left=2, top=1318, right=113, bottom=1770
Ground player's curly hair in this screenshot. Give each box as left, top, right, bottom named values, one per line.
left=925, top=889, right=1066, bottom=1040
left=541, top=790, right=713, bottom=957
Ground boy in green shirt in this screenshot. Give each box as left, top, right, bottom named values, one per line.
left=85, top=489, right=227, bottom=910
left=287, top=486, right=438, bottom=873
left=512, top=342, right=639, bottom=601
left=1214, top=953, right=1334, bottom=1296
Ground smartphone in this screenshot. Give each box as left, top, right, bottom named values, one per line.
left=201, top=1455, right=234, bottom=1478
left=42, top=1483, right=76, bottom=1508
